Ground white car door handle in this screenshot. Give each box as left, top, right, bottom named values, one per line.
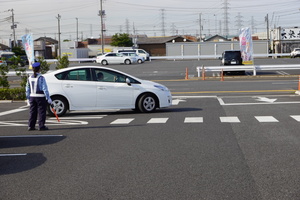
left=97, top=86, right=106, bottom=90
left=64, top=84, right=73, bottom=88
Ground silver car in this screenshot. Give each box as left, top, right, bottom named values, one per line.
left=96, top=52, right=135, bottom=65
left=121, top=52, right=145, bottom=64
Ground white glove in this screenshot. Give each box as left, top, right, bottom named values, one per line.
left=47, top=98, right=53, bottom=104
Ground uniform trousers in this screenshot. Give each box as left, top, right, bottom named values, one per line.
left=28, top=96, right=47, bottom=129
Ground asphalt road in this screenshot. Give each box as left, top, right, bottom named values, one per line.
left=1, top=58, right=300, bottom=199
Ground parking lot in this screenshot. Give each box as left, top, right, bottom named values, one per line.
left=2, top=59, right=300, bottom=199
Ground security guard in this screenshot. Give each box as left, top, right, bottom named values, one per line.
left=26, top=62, right=52, bottom=131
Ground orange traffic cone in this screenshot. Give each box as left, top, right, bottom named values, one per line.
left=221, top=69, right=224, bottom=81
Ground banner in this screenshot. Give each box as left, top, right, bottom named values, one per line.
left=21, top=33, right=34, bottom=69
left=239, top=27, right=253, bottom=65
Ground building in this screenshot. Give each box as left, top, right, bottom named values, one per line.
left=34, top=37, right=58, bottom=59
left=137, top=36, right=194, bottom=56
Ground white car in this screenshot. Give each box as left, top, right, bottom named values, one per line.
left=290, top=48, right=300, bottom=58
left=96, top=52, right=134, bottom=65
left=121, top=52, right=145, bottom=64
left=43, top=66, right=172, bottom=116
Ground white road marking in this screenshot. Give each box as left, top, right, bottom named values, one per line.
left=255, top=116, right=279, bottom=122
left=147, top=118, right=169, bottom=124
left=277, top=71, right=290, bottom=75
left=172, top=99, right=186, bottom=105
left=254, top=96, right=277, bottom=103
left=0, top=108, right=28, bottom=116
left=0, top=135, right=64, bottom=138
left=49, top=115, right=106, bottom=120
left=220, top=116, right=240, bottom=123
left=110, top=118, right=134, bottom=124
left=0, top=154, right=27, bottom=157
left=0, top=119, right=88, bottom=127
left=184, top=117, right=203, bottom=123
left=290, top=115, right=300, bottom=122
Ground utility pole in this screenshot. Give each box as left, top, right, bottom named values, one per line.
left=8, top=9, right=16, bottom=47
left=75, top=18, right=78, bottom=58
left=199, top=13, right=202, bottom=41
left=265, top=14, right=270, bottom=53
left=56, top=14, right=61, bottom=58
left=161, top=9, right=166, bottom=37
left=99, top=0, right=104, bottom=54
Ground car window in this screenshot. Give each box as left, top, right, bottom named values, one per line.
left=106, top=53, right=116, bottom=57
left=223, top=51, right=241, bottom=60
left=119, top=50, right=135, bottom=53
left=93, top=69, right=140, bottom=84
left=55, top=69, right=91, bottom=81
left=138, top=50, right=145, bottom=53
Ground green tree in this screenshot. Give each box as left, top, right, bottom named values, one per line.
left=0, top=62, right=9, bottom=88
left=56, top=55, right=69, bottom=69
left=12, top=47, right=26, bottom=56
left=36, top=57, right=50, bottom=74
left=111, top=33, right=133, bottom=47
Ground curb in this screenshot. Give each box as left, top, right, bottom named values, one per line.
left=0, top=100, right=27, bottom=103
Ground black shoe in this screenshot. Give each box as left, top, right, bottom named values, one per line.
left=28, top=127, right=36, bottom=131
left=39, top=126, right=49, bottom=131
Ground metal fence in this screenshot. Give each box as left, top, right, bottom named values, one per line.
left=196, top=64, right=300, bottom=77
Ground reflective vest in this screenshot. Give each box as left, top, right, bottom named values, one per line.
left=29, top=75, right=45, bottom=97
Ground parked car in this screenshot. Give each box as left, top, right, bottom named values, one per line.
left=43, top=66, right=172, bottom=116
left=96, top=52, right=134, bottom=65
left=116, top=49, right=150, bottom=61
left=290, top=48, right=300, bottom=58
left=20, top=55, right=29, bottom=65
left=220, top=50, right=244, bottom=75
left=0, top=59, right=7, bottom=66
left=121, top=52, right=145, bottom=64
left=0, top=52, right=25, bottom=67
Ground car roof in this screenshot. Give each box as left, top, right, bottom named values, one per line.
left=44, top=66, right=141, bottom=81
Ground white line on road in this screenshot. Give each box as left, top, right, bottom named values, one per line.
left=290, top=115, right=300, bottom=122
left=49, top=115, right=106, bottom=120
left=0, top=120, right=88, bottom=127
left=220, top=116, right=240, bottom=123
left=0, top=154, right=27, bottom=157
left=147, top=118, right=169, bottom=124
left=255, top=116, right=279, bottom=122
left=184, top=117, right=203, bottom=123
left=0, top=135, right=64, bottom=138
left=110, top=118, right=134, bottom=124
left=0, top=108, right=28, bottom=116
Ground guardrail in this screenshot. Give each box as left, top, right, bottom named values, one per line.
left=149, top=53, right=290, bottom=60
left=196, top=64, right=300, bottom=77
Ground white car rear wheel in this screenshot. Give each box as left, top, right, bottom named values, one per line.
left=124, top=59, right=131, bottom=65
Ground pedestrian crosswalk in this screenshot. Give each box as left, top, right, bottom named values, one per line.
left=89, top=115, right=300, bottom=125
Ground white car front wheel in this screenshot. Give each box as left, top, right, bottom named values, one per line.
left=138, top=94, right=157, bottom=112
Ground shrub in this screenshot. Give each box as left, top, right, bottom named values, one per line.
left=0, top=88, right=26, bottom=100
left=56, top=55, right=69, bottom=69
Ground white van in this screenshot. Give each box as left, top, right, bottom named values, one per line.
left=116, top=49, right=150, bottom=61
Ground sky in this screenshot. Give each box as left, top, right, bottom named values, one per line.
left=0, top=0, right=300, bottom=44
